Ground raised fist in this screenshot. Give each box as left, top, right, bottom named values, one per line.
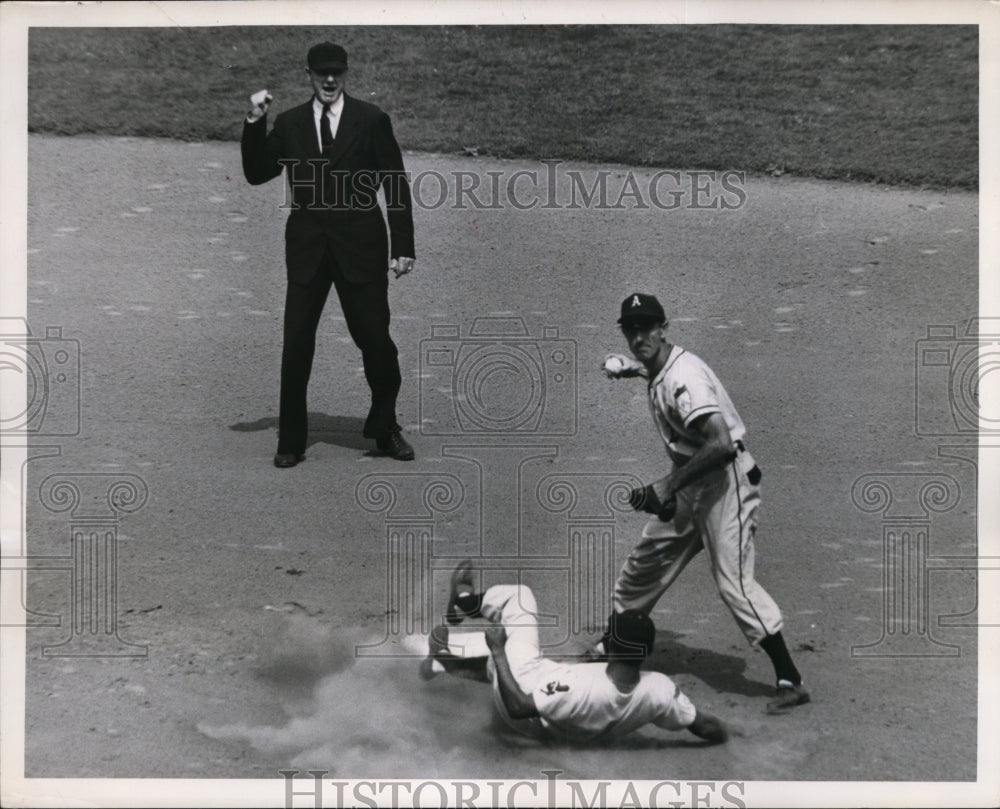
left=247, top=89, right=273, bottom=121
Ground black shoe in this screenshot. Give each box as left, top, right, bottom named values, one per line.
left=376, top=430, right=415, bottom=461
left=766, top=682, right=811, bottom=714
left=419, top=625, right=453, bottom=681
left=273, top=452, right=305, bottom=468
left=445, top=559, right=478, bottom=625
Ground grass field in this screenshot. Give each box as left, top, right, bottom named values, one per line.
left=28, top=25, right=977, bottom=188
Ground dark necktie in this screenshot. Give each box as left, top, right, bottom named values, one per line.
left=320, top=103, right=334, bottom=150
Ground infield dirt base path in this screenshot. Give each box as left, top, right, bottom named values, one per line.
left=20, top=134, right=978, bottom=784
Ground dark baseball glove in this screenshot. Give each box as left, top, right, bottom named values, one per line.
left=628, top=485, right=677, bottom=521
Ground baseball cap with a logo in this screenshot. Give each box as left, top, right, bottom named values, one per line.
left=618, top=292, right=666, bottom=326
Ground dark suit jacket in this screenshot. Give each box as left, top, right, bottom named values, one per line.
left=241, top=94, right=415, bottom=284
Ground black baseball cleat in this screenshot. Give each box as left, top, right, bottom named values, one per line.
left=274, top=452, right=306, bottom=468
left=766, top=682, right=811, bottom=714
left=445, top=559, right=480, bottom=625
left=419, top=624, right=454, bottom=681
left=376, top=430, right=415, bottom=461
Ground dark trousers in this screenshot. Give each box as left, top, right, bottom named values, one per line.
left=277, top=251, right=401, bottom=454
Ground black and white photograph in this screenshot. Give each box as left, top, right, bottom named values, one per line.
left=1, top=1, right=997, bottom=806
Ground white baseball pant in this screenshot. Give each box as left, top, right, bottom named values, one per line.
left=613, top=448, right=783, bottom=645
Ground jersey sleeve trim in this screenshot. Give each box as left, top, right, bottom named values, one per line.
left=682, top=402, right=722, bottom=428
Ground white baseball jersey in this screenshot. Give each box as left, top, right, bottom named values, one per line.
left=479, top=584, right=698, bottom=741
left=648, top=345, right=746, bottom=461
left=530, top=664, right=696, bottom=742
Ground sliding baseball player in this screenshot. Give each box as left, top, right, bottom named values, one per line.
left=421, top=560, right=728, bottom=744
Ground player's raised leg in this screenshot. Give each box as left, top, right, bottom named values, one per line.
left=419, top=623, right=490, bottom=682
left=419, top=623, right=455, bottom=681
left=446, top=558, right=482, bottom=625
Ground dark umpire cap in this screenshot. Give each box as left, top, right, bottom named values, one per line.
left=607, top=610, right=656, bottom=657
left=308, top=42, right=348, bottom=73
left=618, top=292, right=666, bottom=326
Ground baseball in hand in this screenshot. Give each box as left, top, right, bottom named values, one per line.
left=604, top=356, right=625, bottom=376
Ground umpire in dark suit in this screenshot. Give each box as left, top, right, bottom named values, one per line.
left=241, top=41, right=416, bottom=467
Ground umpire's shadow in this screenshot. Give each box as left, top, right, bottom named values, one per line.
left=644, top=629, right=774, bottom=698
left=229, top=412, right=370, bottom=451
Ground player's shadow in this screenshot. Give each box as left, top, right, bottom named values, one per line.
left=643, top=629, right=774, bottom=698
left=229, top=413, right=371, bottom=451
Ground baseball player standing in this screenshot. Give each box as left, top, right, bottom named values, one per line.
left=600, top=293, right=809, bottom=714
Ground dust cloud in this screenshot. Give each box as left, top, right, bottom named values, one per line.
left=196, top=611, right=716, bottom=779
left=197, top=612, right=514, bottom=776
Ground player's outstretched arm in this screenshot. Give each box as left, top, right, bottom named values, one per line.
left=687, top=710, right=728, bottom=744
left=485, top=627, right=540, bottom=719
left=602, top=353, right=647, bottom=379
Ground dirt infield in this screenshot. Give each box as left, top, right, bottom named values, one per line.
left=19, top=133, right=978, bottom=788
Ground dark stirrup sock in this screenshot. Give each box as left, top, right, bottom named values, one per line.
left=759, top=631, right=802, bottom=686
